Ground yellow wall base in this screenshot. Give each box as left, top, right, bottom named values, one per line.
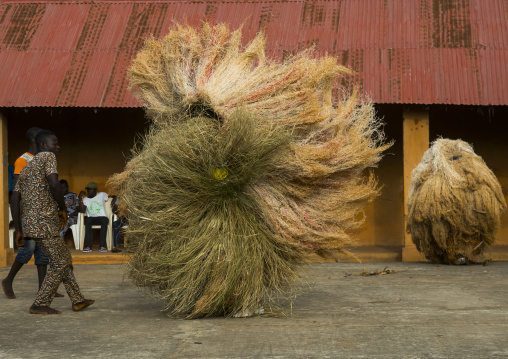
left=401, top=247, right=427, bottom=262
left=486, top=246, right=508, bottom=261
left=21, top=250, right=129, bottom=266
left=0, top=248, right=14, bottom=268
left=5, top=246, right=508, bottom=268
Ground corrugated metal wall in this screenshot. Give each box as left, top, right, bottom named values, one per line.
left=1, top=0, right=507, bottom=107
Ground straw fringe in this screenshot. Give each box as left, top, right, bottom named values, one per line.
left=109, top=23, right=391, bottom=318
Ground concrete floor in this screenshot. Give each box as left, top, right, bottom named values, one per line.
left=1, top=261, right=507, bottom=359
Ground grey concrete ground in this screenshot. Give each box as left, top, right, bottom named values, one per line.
left=1, top=262, right=508, bottom=359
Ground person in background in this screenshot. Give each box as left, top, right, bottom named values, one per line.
left=10, top=130, right=93, bottom=314
left=59, top=179, right=79, bottom=240
left=79, top=182, right=110, bottom=253
left=12, top=127, right=42, bottom=189
left=8, top=163, right=14, bottom=200
left=2, top=127, right=63, bottom=299
left=111, top=195, right=126, bottom=253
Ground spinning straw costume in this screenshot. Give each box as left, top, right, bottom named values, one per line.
left=406, top=139, right=506, bottom=264
left=109, top=23, right=390, bottom=318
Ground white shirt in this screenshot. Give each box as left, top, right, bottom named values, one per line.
left=83, top=192, right=109, bottom=217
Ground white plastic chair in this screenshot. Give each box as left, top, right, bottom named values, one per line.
left=9, top=206, right=82, bottom=249
left=69, top=213, right=81, bottom=249
left=78, top=198, right=114, bottom=251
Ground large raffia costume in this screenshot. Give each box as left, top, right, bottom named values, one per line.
left=406, top=139, right=506, bottom=264
left=109, top=23, right=391, bottom=318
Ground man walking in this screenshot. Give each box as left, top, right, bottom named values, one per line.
left=2, top=127, right=63, bottom=299
left=10, top=130, right=93, bottom=314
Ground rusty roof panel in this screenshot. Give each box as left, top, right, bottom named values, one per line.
left=0, top=0, right=508, bottom=107
left=28, top=3, right=91, bottom=50
left=0, top=50, right=74, bottom=106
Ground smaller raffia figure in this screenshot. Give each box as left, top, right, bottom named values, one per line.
left=406, top=138, right=506, bottom=264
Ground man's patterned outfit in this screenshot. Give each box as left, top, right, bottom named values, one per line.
left=14, top=151, right=85, bottom=307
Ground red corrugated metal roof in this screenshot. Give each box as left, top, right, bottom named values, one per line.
left=1, top=0, right=507, bottom=107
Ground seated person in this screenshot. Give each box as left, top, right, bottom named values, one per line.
left=111, top=195, right=127, bottom=253
left=8, top=163, right=14, bottom=200
left=59, top=179, right=79, bottom=240
left=79, top=182, right=110, bottom=253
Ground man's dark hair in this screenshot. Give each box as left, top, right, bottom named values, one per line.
left=59, top=179, right=68, bottom=186
left=26, top=127, right=43, bottom=142
left=35, top=130, right=56, bottom=151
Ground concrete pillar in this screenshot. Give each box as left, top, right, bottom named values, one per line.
left=0, top=111, right=12, bottom=267
left=402, top=109, right=429, bottom=262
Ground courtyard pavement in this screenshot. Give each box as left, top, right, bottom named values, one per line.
left=0, top=261, right=507, bottom=358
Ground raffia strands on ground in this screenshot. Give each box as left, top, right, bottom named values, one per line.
left=108, top=23, right=391, bottom=318
left=406, top=139, right=506, bottom=264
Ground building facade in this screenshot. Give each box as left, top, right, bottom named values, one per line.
left=1, top=0, right=507, bottom=266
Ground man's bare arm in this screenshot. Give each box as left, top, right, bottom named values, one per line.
left=47, top=173, right=66, bottom=211
left=78, top=191, right=86, bottom=213
left=12, top=174, right=19, bottom=190
left=10, top=191, right=25, bottom=246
